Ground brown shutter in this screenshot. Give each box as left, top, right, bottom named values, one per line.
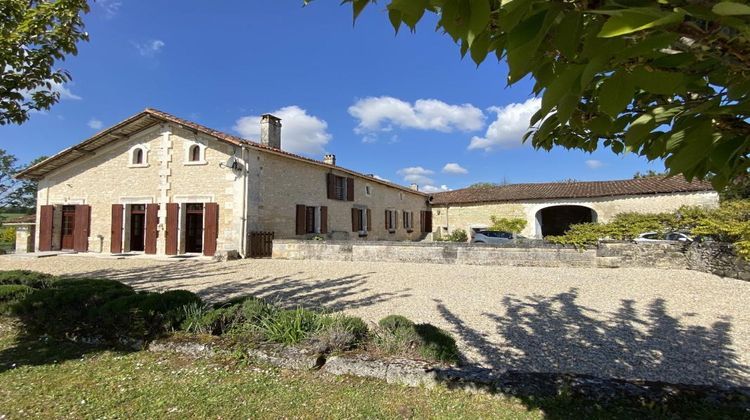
left=204, top=203, right=219, bottom=256
left=111, top=204, right=123, bottom=254
left=38, top=205, right=54, bottom=251
left=346, top=178, right=354, bottom=201
left=420, top=211, right=427, bottom=233
left=326, top=173, right=335, bottom=199
left=145, top=204, right=159, bottom=254
left=366, top=209, right=372, bottom=231
left=320, top=206, right=328, bottom=234
left=73, top=205, right=91, bottom=252
left=351, top=208, right=358, bottom=232
left=166, top=203, right=179, bottom=255
left=385, top=210, right=389, bottom=229
left=296, top=204, right=307, bottom=235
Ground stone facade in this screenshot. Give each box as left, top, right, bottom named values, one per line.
left=12, top=225, right=35, bottom=254
left=432, top=191, right=720, bottom=239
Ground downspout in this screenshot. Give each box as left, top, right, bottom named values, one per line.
left=239, top=146, right=249, bottom=258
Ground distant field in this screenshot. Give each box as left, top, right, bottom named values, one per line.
left=0, top=213, right=26, bottom=222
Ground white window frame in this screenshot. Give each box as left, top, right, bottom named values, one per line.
left=334, top=176, right=347, bottom=200
left=386, top=209, right=397, bottom=233
left=128, top=145, right=150, bottom=168
left=403, top=211, right=414, bottom=231
left=184, top=141, right=208, bottom=166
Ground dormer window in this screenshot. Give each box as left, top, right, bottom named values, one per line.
left=128, top=146, right=148, bottom=168
left=189, top=145, right=200, bottom=162
left=185, top=142, right=207, bottom=165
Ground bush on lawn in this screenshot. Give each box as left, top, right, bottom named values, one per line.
left=374, top=315, right=461, bottom=365
left=0, top=270, right=57, bottom=289
left=13, top=278, right=200, bottom=343
left=0, top=284, right=35, bottom=314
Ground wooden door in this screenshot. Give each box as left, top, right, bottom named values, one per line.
left=61, top=206, right=76, bottom=250
left=130, top=205, right=146, bottom=252
left=111, top=204, right=123, bottom=253
left=185, top=203, right=204, bottom=253
left=144, top=204, right=158, bottom=255
left=165, top=203, right=179, bottom=255
left=204, top=203, right=219, bottom=256
left=38, top=205, right=54, bottom=251
left=73, top=205, right=91, bottom=252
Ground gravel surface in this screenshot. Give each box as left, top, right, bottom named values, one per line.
left=3, top=254, right=749, bottom=387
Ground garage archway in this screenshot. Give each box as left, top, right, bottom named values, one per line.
left=536, top=205, right=597, bottom=237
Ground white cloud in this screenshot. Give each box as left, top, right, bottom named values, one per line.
left=585, top=159, right=604, bottom=169
left=468, top=98, right=541, bottom=151
left=87, top=118, right=103, bottom=130
left=422, top=184, right=450, bottom=193
left=397, top=166, right=435, bottom=186
left=97, top=0, right=122, bottom=18
left=442, top=163, right=468, bottom=175
left=349, top=96, right=485, bottom=134
left=134, top=39, right=165, bottom=57
left=233, top=105, right=332, bottom=155
left=50, top=81, right=82, bottom=101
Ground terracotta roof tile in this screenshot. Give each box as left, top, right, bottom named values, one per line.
left=430, top=177, right=715, bottom=205
left=4, top=214, right=36, bottom=224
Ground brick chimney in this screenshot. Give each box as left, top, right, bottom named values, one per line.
left=323, top=154, right=336, bottom=166
left=260, top=114, right=281, bottom=149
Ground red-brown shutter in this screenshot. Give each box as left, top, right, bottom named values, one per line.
left=296, top=204, right=307, bottom=235
left=38, top=205, right=54, bottom=251
left=73, top=205, right=91, bottom=252
left=145, top=204, right=159, bottom=255
left=327, top=173, right=335, bottom=199
left=366, top=209, right=372, bottom=232
left=351, top=208, right=358, bottom=232
left=204, top=203, right=219, bottom=256
left=111, top=204, right=123, bottom=254
left=320, top=206, right=328, bottom=234
left=346, top=178, right=354, bottom=201
left=166, top=203, right=179, bottom=255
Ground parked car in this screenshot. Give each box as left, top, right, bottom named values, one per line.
left=472, top=230, right=515, bottom=244
left=634, top=231, right=694, bottom=243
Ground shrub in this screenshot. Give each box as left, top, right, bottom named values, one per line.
left=13, top=278, right=201, bottom=342
left=258, top=307, right=324, bottom=345
left=374, top=315, right=461, bottom=365
left=413, top=324, right=461, bottom=364
left=378, top=314, right=414, bottom=332
left=489, top=216, right=527, bottom=234
left=180, top=302, right=219, bottom=335
left=0, top=284, right=34, bottom=302
left=0, top=270, right=57, bottom=289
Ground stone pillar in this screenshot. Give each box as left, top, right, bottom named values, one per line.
left=14, top=225, right=35, bottom=253
left=157, top=125, right=172, bottom=255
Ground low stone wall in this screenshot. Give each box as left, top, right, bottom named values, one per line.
left=273, top=240, right=750, bottom=279
left=273, top=240, right=597, bottom=268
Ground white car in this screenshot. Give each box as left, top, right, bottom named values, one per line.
left=472, top=230, right=515, bottom=244
left=634, top=231, right=693, bottom=243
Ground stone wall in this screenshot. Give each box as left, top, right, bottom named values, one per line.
left=686, top=242, right=750, bottom=281
left=596, top=241, right=689, bottom=269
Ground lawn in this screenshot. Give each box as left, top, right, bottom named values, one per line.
left=0, top=318, right=747, bottom=419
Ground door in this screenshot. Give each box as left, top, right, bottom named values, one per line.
left=111, top=204, right=124, bottom=253
left=61, top=206, right=76, bottom=250
left=185, top=203, right=203, bottom=253
left=73, top=205, right=91, bottom=252
left=165, top=203, right=179, bottom=255
left=39, top=205, right=54, bottom=251
left=129, top=205, right=146, bottom=252
left=144, top=204, right=159, bottom=255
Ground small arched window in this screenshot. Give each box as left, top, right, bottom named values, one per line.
left=133, top=148, right=144, bottom=165
left=189, top=145, right=201, bottom=162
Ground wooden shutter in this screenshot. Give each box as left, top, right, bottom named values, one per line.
left=204, top=203, right=219, bottom=256
left=145, top=204, right=159, bottom=255
left=395, top=211, right=399, bottom=229
left=111, top=204, right=124, bottom=254
left=73, top=205, right=91, bottom=252
left=346, top=178, right=354, bottom=201
left=351, top=208, right=359, bottom=232
left=38, top=205, right=54, bottom=251
left=296, top=204, right=307, bottom=235
left=165, top=203, right=179, bottom=255
left=320, top=206, right=328, bottom=234
left=366, top=209, right=372, bottom=232
left=385, top=210, right=389, bottom=229
left=326, top=173, right=335, bottom=199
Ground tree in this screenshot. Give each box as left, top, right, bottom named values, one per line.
left=13, top=155, right=47, bottom=208
left=1, top=0, right=89, bottom=125
left=324, top=0, right=750, bottom=188
left=0, top=151, right=44, bottom=210
left=633, top=170, right=669, bottom=179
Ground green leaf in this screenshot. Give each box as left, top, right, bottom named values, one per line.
left=541, top=64, right=584, bottom=117
left=468, top=0, right=491, bottom=46
left=713, top=1, right=750, bottom=16
left=388, top=8, right=402, bottom=32
left=598, top=72, right=634, bottom=118
left=552, top=12, right=581, bottom=58
left=624, top=113, right=656, bottom=146
left=350, top=0, right=369, bottom=22
left=597, top=9, right=685, bottom=38
left=629, top=68, right=685, bottom=95
left=469, top=30, right=491, bottom=65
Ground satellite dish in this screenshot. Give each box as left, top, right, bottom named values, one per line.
left=223, top=156, right=241, bottom=172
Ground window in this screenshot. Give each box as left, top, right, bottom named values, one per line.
left=352, top=207, right=370, bottom=235
left=189, top=145, right=201, bottom=162
left=365, top=185, right=372, bottom=196
left=296, top=205, right=327, bottom=235
left=403, top=211, right=414, bottom=232
left=129, top=146, right=148, bottom=167
left=385, top=209, right=397, bottom=232
left=305, top=206, right=316, bottom=234
left=327, top=174, right=353, bottom=201
left=133, top=149, right=143, bottom=165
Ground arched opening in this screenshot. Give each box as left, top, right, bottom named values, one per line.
left=132, top=148, right=144, bottom=165
left=537, top=205, right=597, bottom=237
left=189, top=145, right=201, bottom=162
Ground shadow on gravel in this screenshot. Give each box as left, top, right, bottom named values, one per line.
left=435, top=288, right=749, bottom=387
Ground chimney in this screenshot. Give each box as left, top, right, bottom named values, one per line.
left=260, top=114, right=282, bottom=149
left=323, top=154, right=336, bottom=166
left=410, top=183, right=419, bottom=191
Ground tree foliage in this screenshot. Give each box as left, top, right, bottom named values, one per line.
left=0, top=152, right=45, bottom=210
left=1, top=0, right=89, bottom=125
left=489, top=216, right=527, bottom=233
left=326, top=0, right=750, bottom=188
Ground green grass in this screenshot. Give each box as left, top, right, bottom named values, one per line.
left=0, top=317, right=746, bottom=419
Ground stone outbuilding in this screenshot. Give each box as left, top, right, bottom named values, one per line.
left=4, top=214, right=36, bottom=254
left=429, top=178, right=719, bottom=239
left=16, top=109, right=433, bottom=258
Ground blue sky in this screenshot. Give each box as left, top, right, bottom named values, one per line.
left=2, top=0, right=665, bottom=192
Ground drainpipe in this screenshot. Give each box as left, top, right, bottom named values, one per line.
left=239, top=146, right=249, bottom=258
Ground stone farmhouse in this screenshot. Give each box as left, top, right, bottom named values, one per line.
left=15, top=109, right=718, bottom=257
left=16, top=109, right=432, bottom=258
left=430, top=178, right=719, bottom=239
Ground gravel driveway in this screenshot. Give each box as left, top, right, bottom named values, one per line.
left=3, top=254, right=749, bottom=387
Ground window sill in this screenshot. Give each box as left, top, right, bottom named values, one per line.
left=184, top=160, right=208, bottom=166
left=388, top=229, right=396, bottom=234
left=406, top=229, right=413, bottom=233
left=127, top=163, right=149, bottom=168
left=358, top=231, right=368, bottom=237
